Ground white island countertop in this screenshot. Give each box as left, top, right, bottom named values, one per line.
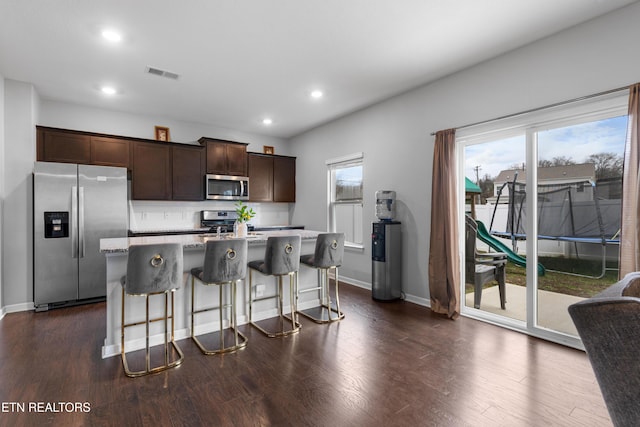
left=100, top=229, right=321, bottom=254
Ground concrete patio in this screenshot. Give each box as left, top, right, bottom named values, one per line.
left=465, top=283, right=585, bottom=336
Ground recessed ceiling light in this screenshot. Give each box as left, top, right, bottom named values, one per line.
left=101, top=86, right=117, bottom=95
left=262, top=118, right=273, bottom=125
left=310, top=90, right=323, bottom=99
left=101, top=29, right=122, bottom=42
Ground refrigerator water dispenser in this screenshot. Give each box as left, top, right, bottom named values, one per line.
left=44, top=211, right=69, bottom=238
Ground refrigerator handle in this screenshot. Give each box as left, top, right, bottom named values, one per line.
left=79, top=186, right=85, bottom=258
left=71, top=186, right=78, bottom=258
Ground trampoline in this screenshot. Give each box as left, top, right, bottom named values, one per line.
left=489, top=177, right=621, bottom=279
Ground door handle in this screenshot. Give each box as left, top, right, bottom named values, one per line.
left=78, top=187, right=85, bottom=258
left=71, top=186, right=78, bottom=258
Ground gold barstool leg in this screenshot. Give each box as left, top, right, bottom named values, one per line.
left=121, top=289, right=184, bottom=378
left=298, top=266, right=345, bottom=324
left=191, top=276, right=248, bottom=355
left=333, top=266, right=344, bottom=321
left=249, top=269, right=301, bottom=338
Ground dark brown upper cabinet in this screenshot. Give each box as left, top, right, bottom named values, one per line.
left=37, top=126, right=130, bottom=168
left=37, top=127, right=91, bottom=164
left=248, top=153, right=274, bottom=202
left=248, top=153, right=296, bottom=203
left=273, top=155, right=296, bottom=202
left=90, top=136, right=130, bottom=169
left=131, top=140, right=172, bottom=200
left=199, top=137, right=248, bottom=176
left=171, top=144, right=206, bottom=201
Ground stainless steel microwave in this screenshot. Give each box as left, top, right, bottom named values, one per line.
left=206, top=174, right=249, bottom=200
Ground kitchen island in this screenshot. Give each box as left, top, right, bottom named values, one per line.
left=100, top=230, right=322, bottom=358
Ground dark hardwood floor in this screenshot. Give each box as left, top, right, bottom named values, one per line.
left=0, top=284, right=610, bottom=426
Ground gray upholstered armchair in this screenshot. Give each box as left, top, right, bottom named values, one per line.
left=568, top=272, right=640, bottom=427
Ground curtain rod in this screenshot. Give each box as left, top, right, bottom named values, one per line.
left=430, top=84, right=630, bottom=136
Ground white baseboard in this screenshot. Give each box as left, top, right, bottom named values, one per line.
left=337, top=275, right=370, bottom=290
left=2, top=302, right=35, bottom=314
left=339, top=275, right=430, bottom=308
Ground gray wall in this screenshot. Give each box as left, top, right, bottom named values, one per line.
left=289, top=2, right=640, bottom=305
left=0, top=74, right=4, bottom=311
left=39, top=99, right=290, bottom=154
left=2, top=80, right=39, bottom=310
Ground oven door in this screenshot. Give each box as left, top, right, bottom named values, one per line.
left=206, top=175, right=249, bottom=200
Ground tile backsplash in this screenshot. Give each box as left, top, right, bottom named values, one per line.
left=128, top=200, right=293, bottom=231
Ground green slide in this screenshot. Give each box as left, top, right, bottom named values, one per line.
left=475, top=220, right=545, bottom=276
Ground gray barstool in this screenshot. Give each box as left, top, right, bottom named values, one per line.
left=248, top=235, right=301, bottom=337
left=191, top=238, right=248, bottom=355
left=298, top=233, right=345, bottom=323
left=120, top=243, right=184, bottom=377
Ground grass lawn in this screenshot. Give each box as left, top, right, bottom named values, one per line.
left=467, top=255, right=619, bottom=298
left=506, top=256, right=618, bottom=298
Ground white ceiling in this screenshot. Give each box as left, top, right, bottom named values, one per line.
left=0, top=0, right=636, bottom=139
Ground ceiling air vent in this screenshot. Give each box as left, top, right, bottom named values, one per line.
left=145, top=66, right=180, bottom=80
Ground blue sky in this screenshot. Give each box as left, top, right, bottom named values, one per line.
left=464, top=115, right=628, bottom=181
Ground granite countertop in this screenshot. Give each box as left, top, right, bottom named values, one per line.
left=101, top=229, right=321, bottom=254
left=128, top=225, right=305, bottom=236
left=127, top=227, right=211, bottom=237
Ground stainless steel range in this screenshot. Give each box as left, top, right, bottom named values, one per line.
left=201, top=210, right=239, bottom=233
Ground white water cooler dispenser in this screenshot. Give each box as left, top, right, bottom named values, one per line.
left=372, top=191, right=402, bottom=301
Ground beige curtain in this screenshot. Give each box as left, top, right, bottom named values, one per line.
left=619, top=83, right=640, bottom=277
left=428, top=129, right=460, bottom=319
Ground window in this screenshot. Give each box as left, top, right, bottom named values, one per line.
left=327, top=153, right=364, bottom=247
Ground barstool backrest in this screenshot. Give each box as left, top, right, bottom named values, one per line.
left=124, top=243, right=183, bottom=295
left=263, top=235, right=301, bottom=275
left=313, top=233, right=345, bottom=268
left=201, top=238, right=248, bottom=283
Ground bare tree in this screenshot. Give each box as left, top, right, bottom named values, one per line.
left=478, top=173, right=494, bottom=203
left=586, top=152, right=623, bottom=179
left=538, top=156, right=576, bottom=167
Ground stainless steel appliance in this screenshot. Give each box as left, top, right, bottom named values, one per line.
left=33, top=162, right=128, bottom=311
left=372, top=221, right=402, bottom=301
left=201, top=209, right=239, bottom=232
left=205, top=174, right=249, bottom=200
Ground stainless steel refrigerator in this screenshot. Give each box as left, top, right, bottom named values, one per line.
left=33, top=161, right=128, bottom=311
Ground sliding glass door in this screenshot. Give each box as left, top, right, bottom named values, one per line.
left=458, top=91, right=628, bottom=347
left=533, top=116, right=625, bottom=338
left=463, top=135, right=527, bottom=325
